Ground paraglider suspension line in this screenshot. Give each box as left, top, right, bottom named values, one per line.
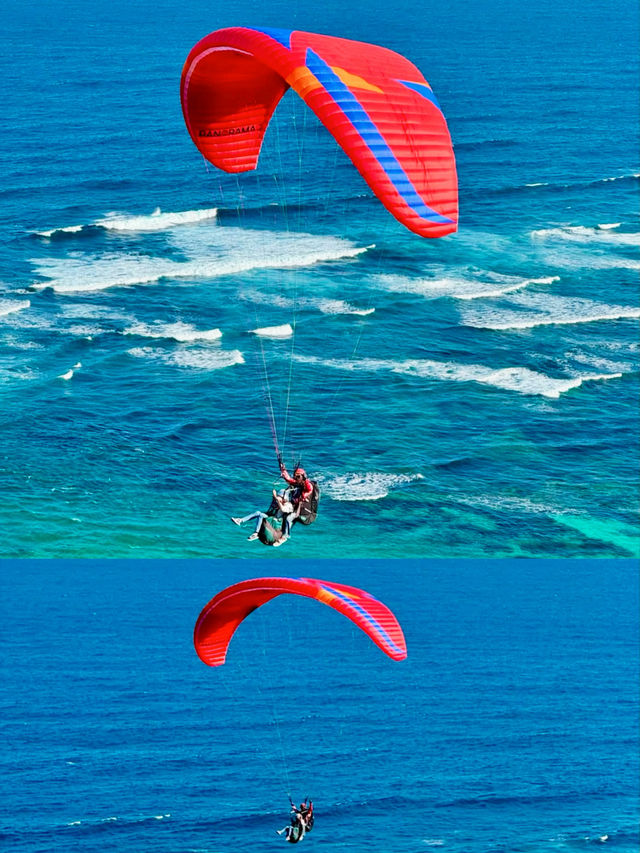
left=256, top=334, right=282, bottom=462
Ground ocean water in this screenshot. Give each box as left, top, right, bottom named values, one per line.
left=1, top=0, right=639, bottom=560
left=2, top=558, right=638, bottom=852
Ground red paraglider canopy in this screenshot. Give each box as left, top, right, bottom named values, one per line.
left=194, top=576, right=407, bottom=665
left=181, top=26, right=457, bottom=238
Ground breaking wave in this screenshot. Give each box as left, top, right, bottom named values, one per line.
left=31, top=228, right=368, bottom=293
left=0, top=299, right=30, bottom=317
left=124, top=322, right=222, bottom=342
left=320, top=471, right=424, bottom=501
left=128, top=346, right=244, bottom=370
left=242, top=288, right=375, bottom=316
left=375, top=272, right=558, bottom=301
left=531, top=224, right=640, bottom=246
left=95, top=207, right=218, bottom=232
left=250, top=324, right=293, bottom=338
left=457, top=492, right=564, bottom=516
left=460, top=292, right=640, bottom=330
left=37, top=206, right=218, bottom=237
left=295, top=353, right=624, bottom=399
left=596, top=172, right=640, bottom=184
left=314, top=299, right=375, bottom=316
left=58, top=362, right=82, bottom=381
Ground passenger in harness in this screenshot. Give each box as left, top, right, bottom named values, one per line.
left=230, top=487, right=292, bottom=541
left=276, top=798, right=314, bottom=842
left=230, top=459, right=318, bottom=547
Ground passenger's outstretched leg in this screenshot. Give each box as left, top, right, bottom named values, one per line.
left=231, top=511, right=267, bottom=540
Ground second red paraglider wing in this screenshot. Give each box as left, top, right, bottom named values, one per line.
left=194, top=576, right=407, bottom=666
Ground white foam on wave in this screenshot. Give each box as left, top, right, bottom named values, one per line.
left=532, top=230, right=640, bottom=272
left=460, top=291, right=640, bottom=330
left=3, top=337, right=44, bottom=351
left=96, top=207, right=218, bottom=232
left=32, top=253, right=181, bottom=293
left=295, top=353, right=624, bottom=398
left=320, top=471, right=424, bottom=501
left=0, top=299, right=30, bottom=317
left=67, top=324, right=105, bottom=339
left=469, top=307, right=640, bottom=329
left=168, top=224, right=369, bottom=269
left=455, top=276, right=559, bottom=301
left=601, top=172, right=640, bottom=183
left=573, top=254, right=639, bottom=271
left=38, top=224, right=83, bottom=237
left=66, top=812, right=171, bottom=830
left=375, top=271, right=556, bottom=301
left=250, top=323, right=293, bottom=338
left=458, top=493, right=563, bottom=516
left=128, top=346, right=244, bottom=370
left=315, top=298, right=375, bottom=316
left=568, top=349, right=636, bottom=374
left=243, top=289, right=374, bottom=316
left=0, top=365, right=39, bottom=382
left=32, top=228, right=367, bottom=293
left=37, top=207, right=218, bottom=237
left=532, top=224, right=640, bottom=246
left=58, top=362, right=81, bottom=381
left=61, top=304, right=129, bottom=320
left=375, top=273, right=461, bottom=299
left=124, top=321, right=222, bottom=342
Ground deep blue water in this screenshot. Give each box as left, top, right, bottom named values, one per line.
left=2, top=558, right=638, bottom=852
left=0, top=0, right=638, bottom=558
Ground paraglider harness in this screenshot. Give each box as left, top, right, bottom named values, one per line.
left=257, top=465, right=320, bottom=546
left=285, top=820, right=305, bottom=844
left=283, top=798, right=313, bottom=843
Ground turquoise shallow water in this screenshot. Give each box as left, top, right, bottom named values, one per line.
left=0, top=0, right=638, bottom=558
